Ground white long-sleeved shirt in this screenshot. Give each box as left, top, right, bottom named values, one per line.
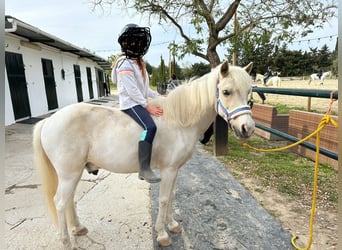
left=111, top=56, right=158, bottom=110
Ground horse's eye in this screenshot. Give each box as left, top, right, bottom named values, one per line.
left=222, top=90, right=230, bottom=96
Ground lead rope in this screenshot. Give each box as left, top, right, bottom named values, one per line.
left=243, top=91, right=338, bottom=250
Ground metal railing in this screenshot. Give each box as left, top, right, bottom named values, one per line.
left=251, top=87, right=338, bottom=160
left=252, top=86, right=338, bottom=99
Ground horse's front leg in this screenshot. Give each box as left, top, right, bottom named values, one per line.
left=155, top=168, right=179, bottom=247
left=166, top=174, right=182, bottom=234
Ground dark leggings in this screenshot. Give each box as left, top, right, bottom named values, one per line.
left=122, top=105, right=157, bottom=144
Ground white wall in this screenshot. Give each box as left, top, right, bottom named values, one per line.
left=5, top=34, right=104, bottom=125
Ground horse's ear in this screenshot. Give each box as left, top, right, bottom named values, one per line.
left=244, top=62, right=253, bottom=74
left=220, top=60, right=229, bottom=77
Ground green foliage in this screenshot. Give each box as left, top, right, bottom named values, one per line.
left=150, top=56, right=168, bottom=86
left=90, top=0, right=337, bottom=67
left=182, top=62, right=211, bottom=79
left=145, top=61, right=153, bottom=75
left=233, top=34, right=337, bottom=77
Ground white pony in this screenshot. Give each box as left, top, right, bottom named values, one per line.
left=33, top=60, right=255, bottom=249
left=255, top=73, right=264, bottom=83
left=266, top=75, right=281, bottom=87
left=308, top=71, right=331, bottom=85
left=255, top=72, right=281, bottom=87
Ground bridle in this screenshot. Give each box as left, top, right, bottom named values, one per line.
left=215, top=78, right=253, bottom=124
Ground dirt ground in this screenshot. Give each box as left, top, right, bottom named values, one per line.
left=235, top=77, right=338, bottom=249
left=232, top=173, right=338, bottom=250
left=253, top=78, right=338, bottom=114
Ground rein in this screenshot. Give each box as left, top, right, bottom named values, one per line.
left=215, top=78, right=252, bottom=123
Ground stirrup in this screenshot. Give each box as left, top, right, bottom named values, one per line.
left=138, top=171, right=161, bottom=183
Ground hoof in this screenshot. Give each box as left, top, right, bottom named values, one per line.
left=157, top=234, right=172, bottom=247
left=72, top=226, right=88, bottom=236
left=169, top=224, right=182, bottom=234
left=61, top=239, right=72, bottom=250
left=168, top=221, right=182, bottom=234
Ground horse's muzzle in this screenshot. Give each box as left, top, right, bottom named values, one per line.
left=231, top=120, right=255, bottom=139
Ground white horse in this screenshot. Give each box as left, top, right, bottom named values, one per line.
left=266, top=75, right=281, bottom=87
left=308, top=71, right=331, bottom=85
left=255, top=73, right=264, bottom=83
left=166, top=79, right=182, bottom=94
left=255, top=72, right=281, bottom=87
left=33, top=60, right=255, bottom=249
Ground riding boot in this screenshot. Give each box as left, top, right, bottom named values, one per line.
left=138, top=141, right=161, bottom=183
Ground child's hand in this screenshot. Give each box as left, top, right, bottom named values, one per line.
left=146, top=105, right=163, bottom=117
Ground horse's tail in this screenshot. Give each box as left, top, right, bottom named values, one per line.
left=33, top=119, right=58, bottom=226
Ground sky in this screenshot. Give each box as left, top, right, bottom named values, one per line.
left=5, top=0, right=338, bottom=67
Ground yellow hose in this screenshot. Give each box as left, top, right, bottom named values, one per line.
left=243, top=99, right=338, bottom=249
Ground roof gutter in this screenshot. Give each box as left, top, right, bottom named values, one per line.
left=5, top=17, right=17, bottom=32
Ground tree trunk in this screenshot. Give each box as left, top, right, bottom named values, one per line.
left=207, top=45, right=221, bottom=68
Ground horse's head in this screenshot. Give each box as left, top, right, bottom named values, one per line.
left=215, top=61, right=255, bottom=139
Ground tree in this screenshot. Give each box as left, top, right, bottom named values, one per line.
left=169, top=61, right=184, bottom=80
left=150, top=56, right=168, bottom=86
left=331, top=39, right=338, bottom=75
left=228, top=30, right=275, bottom=74
left=91, top=0, right=337, bottom=68
left=227, top=34, right=336, bottom=77
left=317, top=45, right=333, bottom=69
left=145, top=61, right=154, bottom=76
left=182, top=62, right=211, bottom=79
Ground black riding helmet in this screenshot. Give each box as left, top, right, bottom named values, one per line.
left=118, top=24, right=151, bottom=58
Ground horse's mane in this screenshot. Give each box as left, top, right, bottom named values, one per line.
left=150, top=71, right=217, bottom=127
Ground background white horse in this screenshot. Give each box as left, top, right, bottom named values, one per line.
left=33, top=60, right=255, bottom=249
left=308, top=71, right=331, bottom=85
left=255, top=72, right=281, bottom=87
left=255, top=73, right=264, bottom=82
left=267, top=75, right=281, bottom=87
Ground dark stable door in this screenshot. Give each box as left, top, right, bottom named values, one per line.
left=86, top=67, right=94, bottom=99
left=5, top=51, right=31, bottom=120
left=74, top=65, right=83, bottom=102
left=41, top=58, right=58, bottom=110
left=96, top=68, right=105, bottom=97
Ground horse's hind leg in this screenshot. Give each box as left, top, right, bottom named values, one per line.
left=54, top=172, right=83, bottom=249
left=66, top=192, right=88, bottom=236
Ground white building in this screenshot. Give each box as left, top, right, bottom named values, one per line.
left=5, top=15, right=111, bottom=125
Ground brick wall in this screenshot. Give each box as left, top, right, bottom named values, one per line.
left=251, top=104, right=338, bottom=169
left=252, top=103, right=289, bottom=140
left=288, top=110, right=338, bottom=169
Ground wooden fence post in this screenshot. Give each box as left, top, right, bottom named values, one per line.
left=213, top=115, right=228, bottom=156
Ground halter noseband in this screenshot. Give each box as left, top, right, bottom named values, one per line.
left=215, top=79, right=252, bottom=123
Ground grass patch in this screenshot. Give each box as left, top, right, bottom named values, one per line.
left=262, top=102, right=338, bottom=116
left=254, top=188, right=264, bottom=193
left=203, top=132, right=337, bottom=207
left=269, top=103, right=310, bottom=114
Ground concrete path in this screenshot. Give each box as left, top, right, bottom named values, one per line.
left=5, top=96, right=153, bottom=250
left=5, top=95, right=293, bottom=249
left=151, top=148, right=293, bottom=249
left=5, top=123, right=154, bottom=250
